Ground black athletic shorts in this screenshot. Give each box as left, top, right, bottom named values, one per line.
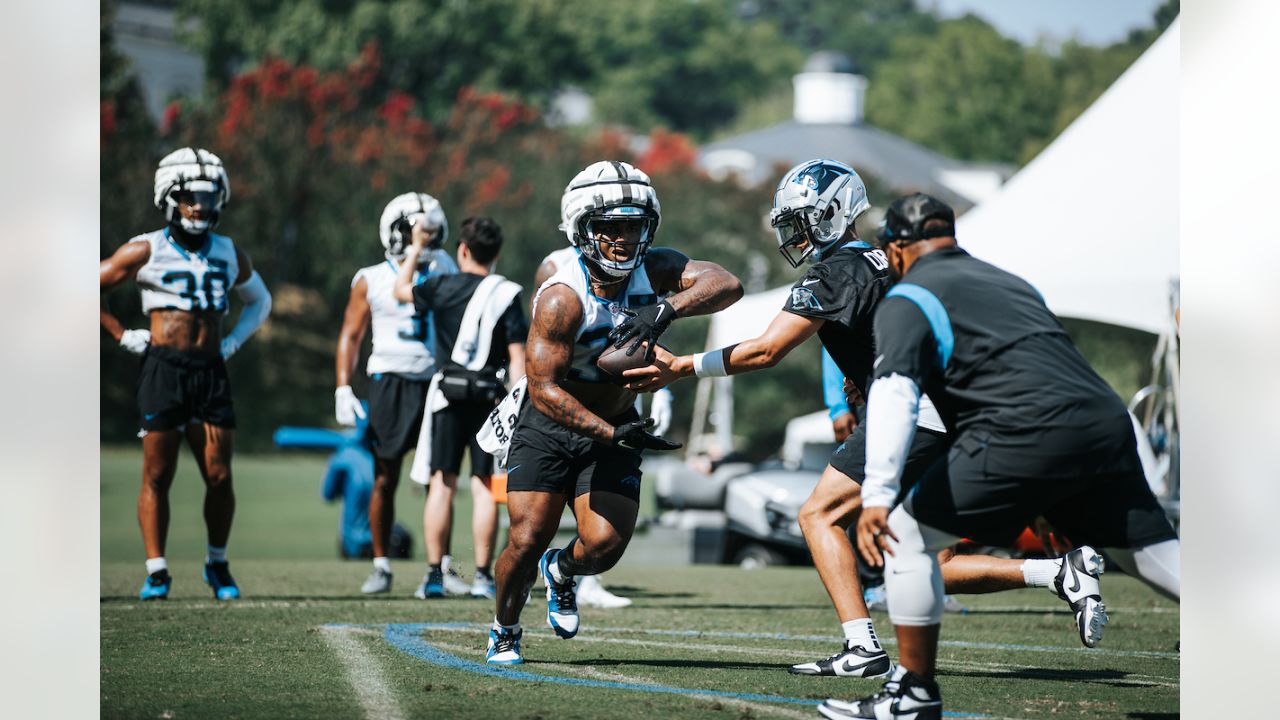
left=366, top=373, right=429, bottom=460
left=431, top=400, right=496, bottom=477
left=905, top=416, right=1178, bottom=550
left=504, top=403, right=644, bottom=502
left=830, top=423, right=948, bottom=503
left=137, top=345, right=235, bottom=431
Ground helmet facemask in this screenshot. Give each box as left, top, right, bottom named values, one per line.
left=155, top=148, right=231, bottom=237
left=770, top=159, right=870, bottom=269
left=166, top=185, right=222, bottom=235
left=575, top=205, right=658, bottom=279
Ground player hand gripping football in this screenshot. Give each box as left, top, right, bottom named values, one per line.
left=621, top=344, right=680, bottom=392
left=856, top=506, right=897, bottom=569
left=609, top=300, right=677, bottom=356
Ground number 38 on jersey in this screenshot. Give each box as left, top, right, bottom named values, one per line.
left=132, top=229, right=242, bottom=315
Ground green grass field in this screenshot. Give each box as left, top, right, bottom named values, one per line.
left=102, top=448, right=1179, bottom=719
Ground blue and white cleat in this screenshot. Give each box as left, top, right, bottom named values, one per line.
left=139, top=569, right=172, bottom=601
left=540, top=549, right=579, bottom=639
left=414, top=568, right=446, bottom=599
left=203, top=561, right=241, bottom=600
left=486, top=626, right=524, bottom=665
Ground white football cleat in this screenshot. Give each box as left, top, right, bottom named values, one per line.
left=789, top=640, right=893, bottom=678
left=441, top=555, right=472, bottom=595
left=819, top=664, right=942, bottom=720
left=1053, top=545, right=1108, bottom=648
left=360, top=567, right=392, bottom=594
left=540, top=549, right=579, bottom=638
left=576, top=575, right=632, bottom=609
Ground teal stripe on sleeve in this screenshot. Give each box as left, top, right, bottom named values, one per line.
left=885, top=283, right=953, bottom=369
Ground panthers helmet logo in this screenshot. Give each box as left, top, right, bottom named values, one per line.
left=790, top=287, right=823, bottom=311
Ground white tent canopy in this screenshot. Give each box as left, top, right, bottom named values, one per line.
left=956, top=19, right=1179, bottom=335
left=694, top=23, right=1179, bottom=452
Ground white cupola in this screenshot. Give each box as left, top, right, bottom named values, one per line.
left=793, top=51, right=867, bottom=125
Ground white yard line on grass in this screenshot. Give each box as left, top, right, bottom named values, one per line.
left=319, top=625, right=407, bottom=720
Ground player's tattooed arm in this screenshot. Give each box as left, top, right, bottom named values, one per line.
left=526, top=285, right=616, bottom=443
left=99, top=240, right=151, bottom=341
left=644, top=248, right=743, bottom=318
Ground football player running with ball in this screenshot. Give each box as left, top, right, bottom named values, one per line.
left=530, top=246, right=674, bottom=609
left=100, top=148, right=272, bottom=601
left=483, top=161, right=742, bottom=665
left=335, top=192, right=458, bottom=595
left=624, top=160, right=1124, bottom=682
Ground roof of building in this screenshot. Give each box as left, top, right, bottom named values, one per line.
left=699, top=120, right=975, bottom=210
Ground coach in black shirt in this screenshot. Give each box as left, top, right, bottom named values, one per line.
left=394, top=217, right=528, bottom=599
left=829, top=194, right=1180, bottom=720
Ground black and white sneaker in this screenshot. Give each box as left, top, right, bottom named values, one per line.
left=788, top=640, right=892, bottom=678
left=1052, top=545, right=1108, bottom=648
left=819, top=665, right=942, bottom=720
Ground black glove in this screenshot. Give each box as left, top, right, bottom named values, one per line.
left=608, top=300, right=677, bottom=357
left=612, top=417, right=682, bottom=452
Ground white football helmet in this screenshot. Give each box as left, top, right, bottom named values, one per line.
left=153, top=147, right=231, bottom=235
left=559, top=160, right=661, bottom=279
left=379, top=192, right=447, bottom=262
left=769, top=159, right=870, bottom=268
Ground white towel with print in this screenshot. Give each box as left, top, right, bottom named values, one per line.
left=410, top=274, right=522, bottom=484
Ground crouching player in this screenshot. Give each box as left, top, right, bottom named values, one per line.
left=624, top=161, right=1120, bottom=682
left=829, top=194, right=1180, bottom=719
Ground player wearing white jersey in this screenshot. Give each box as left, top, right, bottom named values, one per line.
left=530, top=247, right=671, bottom=610
left=100, top=148, right=272, bottom=601
left=335, top=192, right=458, bottom=595
left=485, top=161, right=742, bottom=666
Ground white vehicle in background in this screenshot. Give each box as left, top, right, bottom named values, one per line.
left=652, top=411, right=838, bottom=568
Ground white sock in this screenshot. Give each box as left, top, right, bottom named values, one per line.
left=1021, top=558, right=1061, bottom=588
left=546, top=550, right=566, bottom=584
left=841, top=618, right=883, bottom=651
left=206, top=545, right=227, bottom=564
left=373, top=557, right=392, bottom=573
left=493, top=617, right=520, bottom=633
left=145, top=557, right=168, bottom=575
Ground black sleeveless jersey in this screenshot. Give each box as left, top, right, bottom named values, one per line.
left=781, top=241, right=893, bottom=398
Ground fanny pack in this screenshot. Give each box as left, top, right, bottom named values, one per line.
left=439, top=366, right=503, bottom=404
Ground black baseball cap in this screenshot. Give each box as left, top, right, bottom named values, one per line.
left=876, top=193, right=955, bottom=245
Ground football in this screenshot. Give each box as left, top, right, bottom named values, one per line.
left=596, top=341, right=657, bottom=381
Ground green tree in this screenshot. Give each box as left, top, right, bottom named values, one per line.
left=177, top=0, right=801, bottom=138
left=739, top=0, right=937, bottom=76
left=565, top=1, right=802, bottom=137
left=180, top=0, right=591, bottom=120
left=864, top=15, right=1058, bottom=164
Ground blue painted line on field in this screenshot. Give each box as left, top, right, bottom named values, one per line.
left=335, top=620, right=1178, bottom=661
left=369, top=623, right=991, bottom=719
left=607, top=627, right=1180, bottom=660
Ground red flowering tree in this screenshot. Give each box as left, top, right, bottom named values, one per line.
left=102, top=42, right=816, bottom=452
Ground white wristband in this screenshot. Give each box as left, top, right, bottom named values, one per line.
left=693, top=349, right=728, bottom=378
